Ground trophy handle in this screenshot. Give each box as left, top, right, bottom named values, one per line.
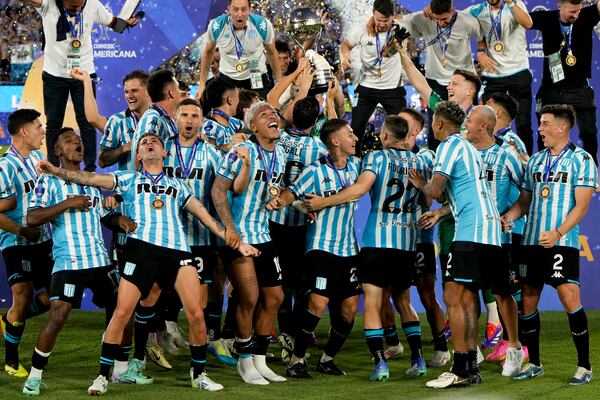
left=290, top=26, right=323, bottom=57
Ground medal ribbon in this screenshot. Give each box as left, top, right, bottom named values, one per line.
left=327, top=156, right=349, bottom=189
left=542, top=142, right=571, bottom=184
left=229, top=18, right=246, bottom=61
left=144, top=171, right=165, bottom=194
left=256, top=142, right=277, bottom=185
left=495, top=127, right=512, bottom=137
left=152, top=105, right=178, bottom=137
left=373, top=28, right=393, bottom=69
left=488, top=2, right=504, bottom=45
left=210, top=109, right=230, bottom=124
left=288, top=127, right=309, bottom=137
left=175, top=138, right=200, bottom=179
left=426, top=12, right=458, bottom=61
left=560, top=23, right=573, bottom=54
left=9, top=145, right=38, bottom=180
left=64, top=11, right=82, bottom=39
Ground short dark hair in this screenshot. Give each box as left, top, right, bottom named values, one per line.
left=122, top=70, right=149, bottom=86
left=399, top=107, right=425, bottom=130
left=54, top=127, right=76, bottom=151
left=539, top=104, right=576, bottom=129
left=293, top=97, right=320, bottom=130
left=177, top=98, right=202, bottom=111
left=320, top=118, right=349, bottom=145
left=147, top=69, right=176, bottom=102
left=453, top=69, right=481, bottom=104
left=275, top=40, right=291, bottom=54
left=430, top=0, right=453, bottom=14
left=558, top=0, right=583, bottom=4
left=136, top=133, right=165, bottom=152
left=434, top=101, right=465, bottom=128
left=178, top=80, right=190, bottom=92
left=373, top=0, right=395, bottom=17
left=236, top=89, right=260, bottom=117
left=205, top=77, right=238, bottom=109
left=488, top=92, right=518, bottom=121
left=383, top=115, right=409, bottom=140
left=7, top=108, right=41, bottom=136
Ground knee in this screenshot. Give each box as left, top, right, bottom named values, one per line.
left=111, top=307, right=132, bottom=325
left=185, top=307, right=205, bottom=326
left=443, top=289, right=461, bottom=308
left=49, top=306, right=70, bottom=326
left=341, top=302, right=358, bottom=321
left=237, top=292, right=258, bottom=312
left=264, top=290, right=284, bottom=311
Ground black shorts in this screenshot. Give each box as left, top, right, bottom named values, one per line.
left=444, top=241, right=503, bottom=291
left=269, top=222, right=309, bottom=290
left=306, top=250, right=360, bottom=300
left=191, top=246, right=218, bottom=284
left=49, top=266, right=117, bottom=309
left=2, top=240, right=53, bottom=288
left=221, top=241, right=283, bottom=288
left=111, top=231, right=128, bottom=269
left=493, top=244, right=515, bottom=296
left=521, top=245, right=580, bottom=290
left=122, top=238, right=194, bottom=299
left=359, top=247, right=416, bottom=290
left=415, top=242, right=436, bottom=279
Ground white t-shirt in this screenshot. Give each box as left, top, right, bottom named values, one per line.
left=401, top=11, right=481, bottom=86
left=36, top=0, right=113, bottom=78
left=346, top=23, right=402, bottom=90
left=207, top=15, right=274, bottom=80
left=466, top=0, right=529, bottom=77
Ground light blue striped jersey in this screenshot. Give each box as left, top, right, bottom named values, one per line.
left=164, top=138, right=222, bottom=247
left=496, top=127, right=527, bottom=235
left=131, top=106, right=178, bottom=167
left=99, top=109, right=138, bottom=171
left=217, top=138, right=285, bottom=244
left=361, top=148, right=429, bottom=251
left=416, top=147, right=436, bottom=245
left=433, top=133, right=501, bottom=246
left=479, top=138, right=524, bottom=244
left=270, top=129, right=329, bottom=226
left=202, top=116, right=244, bottom=149
left=29, top=175, right=110, bottom=272
left=112, top=171, right=193, bottom=252
left=290, top=156, right=361, bottom=256
left=522, top=144, right=597, bottom=249
left=0, top=149, right=50, bottom=249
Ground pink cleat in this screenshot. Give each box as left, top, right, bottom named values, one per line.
left=486, top=340, right=509, bottom=362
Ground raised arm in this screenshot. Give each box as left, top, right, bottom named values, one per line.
left=36, top=160, right=115, bottom=190
left=399, top=45, right=432, bottom=104
left=196, top=41, right=217, bottom=101
left=70, top=68, right=108, bottom=131
left=232, top=147, right=251, bottom=194
left=507, top=0, right=533, bottom=29
left=265, top=41, right=283, bottom=83
left=21, top=0, right=42, bottom=7
left=339, top=40, right=355, bottom=71
left=266, top=58, right=308, bottom=109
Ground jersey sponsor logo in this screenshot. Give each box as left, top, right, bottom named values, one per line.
left=164, top=166, right=204, bottom=180
left=136, top=183, right=179, bottom=199
left=253, top=169, right=283, bottom=184
left=124, top=262, right=136, bottom=276
left=532, top=171, right=568, bottom=184
left=63, top=283, right=76, bottom=298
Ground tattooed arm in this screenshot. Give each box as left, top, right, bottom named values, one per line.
left=211, top=176, right=241, bottom=249
left=409, top=171, right=447, bottom=201
left=36, top=160, right=115, bottom=190
left=184, top=196, right=227, bottom=239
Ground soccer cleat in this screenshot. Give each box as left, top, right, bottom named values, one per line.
left=513, top=363, right=544, bottom=381
left=569, top=367, right=592, bottom=386
left=190, top=370, right=224, bottom=391
left=406, top=357, right=427, bottom=377
left=316, top=359, right=346, bottom=376
left=486, top=339, right=509, bottom=362
left=145, top=345, right=172, bottom=370
left=87, top=375, right=109, bottom=396
left=428, top=350, right=451, bottom=368
left=470, top=372, right=482, bottom=385
left=426, top=371, right=471, bottom=388
left=22, top=376, right=46, bottom=396
left=237, top=356, right=269, bottom=385
left=477, top=346, right=484, bottom=365
left=165, top=321, right=188, bottom=349
left=443, top=320, right=452, bottom=340
left=502, top=346, right=525, bottom=377
left=278, top=333, right=295, bottom=363
left=253, top=354, right=286, bottom=382
left=383, top=343, right=404, bottom=360
left=5, top=362, right=28, bottom=377
left=286, top=360, right=312, bottom=379
left=157, top=329, right=179, bottom=355
left=112, top=359, right=153, bottom=384
left=481, top=323, right=503, bottom=349
left=208, top=338, right=238, bottom=366
left=370, top=359, right=389, bottom=381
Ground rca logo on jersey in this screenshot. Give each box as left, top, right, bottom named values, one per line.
left=137, top=184, right=178, bottom=199
left=254, top=170, right=283, bottom=185
left=533, top=171, right=568, bottom=183
left=164, top=166, right=204, bottom=180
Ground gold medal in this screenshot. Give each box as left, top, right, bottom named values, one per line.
left=493, top=42, right=504, bottom=53
left=565, top=53, right=576, bottom=67
left=71, top=39, right=81, bottom=49
left=540, top=185, right=551, bottom=199
left=377, top=67, right=382, bottom=78
left=152, top=197, right=165, bottom=210
left=268, top=185, right=280, bottom=197
left=441, top=57, right=447, bottom=68
left=235, top=62, right=245, bottom=73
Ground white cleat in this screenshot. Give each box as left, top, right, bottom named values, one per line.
left=477, top=346, right=484, bottom=365
left=166, top=321, right=188, bottom=349
left=253, top=354, right=287, bottom=382
left=190, top=369, right=224, bottom=391
left=383, top=343, right=404, bottom=360
left=237, top=356, right=269, bottom=385
left=87, top=375, right=108, bottom=396
left=158, top=329, right=180, bottom=355
left=502, top=346, right=525, bottom=377
left=428, top=350, right=451, bottom=368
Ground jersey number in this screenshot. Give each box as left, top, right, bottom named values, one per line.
left=382, top=178, right=418, bottom=214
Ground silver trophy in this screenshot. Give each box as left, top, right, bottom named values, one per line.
left=287, top=7, right=333, bottom=95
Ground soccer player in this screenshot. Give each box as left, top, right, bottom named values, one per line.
left=464, top=106, right=526, bottom=377
left=36, top=133, right=259, bottom=394
left=21, top=128, right=135, bottom=395
left=268, top=119, right=361, bottom=379
left=201, top=77, right=246, bottom=153
left=409, top=101, right=502, bottom=388
left=211, top=101, right=287, bottom=385
left=302, top=115, right=430, bottom=381
left=268, top=97, right=328, bottom=359
left=502, top=104, right=597, bottom=385
left=0, top=109, right=52, bottom=377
